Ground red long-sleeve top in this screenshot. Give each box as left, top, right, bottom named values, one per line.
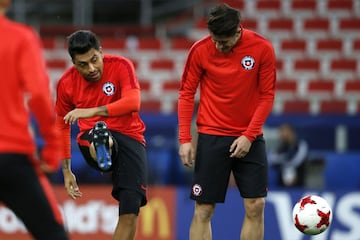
left=178, top=28, right=276, bottom=144
left=0, top=15, right=59, bottom=158
left=55, top=55, right=146, bottom=160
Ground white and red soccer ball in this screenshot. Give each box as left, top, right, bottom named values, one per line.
left=292, top=195, right=332, bottom=235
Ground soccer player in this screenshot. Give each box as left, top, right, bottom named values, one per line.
left=0, top=0, right=69, bottom=239
left=178, top=3, right=276, bottom=240
left=55, top=30, right=148, bottom=240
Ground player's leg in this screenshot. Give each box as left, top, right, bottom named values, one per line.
left=0, top=154, right=69, bottom=240
left=110, top=132, right=147, bottom=240
left=190, top=202, right=215, bottom=240
left=78, top=123, right=117, bottom=172
left=189, top=134, right=233, bottom=240
left=113, top=190, right=143, bottom=240
left=241, top=197, right=265, bottom=240
left=232, top=135, right=268, bottom=240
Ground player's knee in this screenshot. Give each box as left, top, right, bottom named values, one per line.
left=118, top=189, right=143, bottom=215
left=194, top=202, right=215, bottom=222
left=244, top=198, right=265, bottom=219
left=119, top=213, right=138, bottom=227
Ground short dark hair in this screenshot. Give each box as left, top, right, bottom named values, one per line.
left=207, top=3, right=241, bottom=37
left=67, top=30, right=100, bottom=59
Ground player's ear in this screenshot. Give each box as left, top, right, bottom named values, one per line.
left=99, top=46, right=103, bottom=56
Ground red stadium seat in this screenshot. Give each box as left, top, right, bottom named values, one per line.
left=139, top=80, right=151, bottom=92
left=294, top=59, right=320, bottom=71
left=100, top=38, right=126, bottom=50
left=327, top=0, right=353, bottom=10
left=242, top=18, right=258, bottom=31
left=303, top=18, right=329, bottom=32
left=339, top=18, right=360, bottom=31
left=171, top=38, right=195, bottom=50
left=276, top=80, right=297, bottom=93
left=276, top=59, right=284, bottom=72
left=149, top=59, right=175, bottom=70
left=307, top=80, right=335, bottom=95
left=163, top=80, right=180, bottom=91
left=138, top=38, right=162, bottom=50
left=281, top=39, right=306, bottom=52
left=330, top=59, right=357, bottom=71
left=319, top=100, right=347, bottom=114
left=283, top=99, right=311, bottom=114
left=221, top=0, right=245, bottom=10
left=256, top=0, right=281, bottom=11
left=344, top=80, right=360, bottom=93
left=316, top=39, right=343, bottom=52
left=46, top=59, right=67, bottom=69
left=353, top=38, right=360, bottom=51
left=41, top=37, right=56, bottom=49
left=291, top=0, right=316, bottom=11
left=268, top=18, right=294, bottom=31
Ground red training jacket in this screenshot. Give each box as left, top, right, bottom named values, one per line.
left=178, top=28, right=276, bottom=143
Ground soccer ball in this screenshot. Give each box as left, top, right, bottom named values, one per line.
left=292, top=195, right=332, bottom=235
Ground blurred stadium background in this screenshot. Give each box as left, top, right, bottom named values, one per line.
left=8, top=0, right=358, bottom=187
left=3, top=0, right=360, bottom=239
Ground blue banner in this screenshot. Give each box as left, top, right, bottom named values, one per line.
left=176, top=187, right=360, bottom=240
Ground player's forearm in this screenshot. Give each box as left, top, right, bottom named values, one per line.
left=62, top=158, right=72, bottom=171
left=92, top=106, right=108, bottom=116
left=106, top=89, right=140, bottom=116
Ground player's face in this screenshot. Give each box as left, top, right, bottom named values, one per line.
left=210, top=28, right=242, bottom=53
left=72, top=48, right=104, bottom=82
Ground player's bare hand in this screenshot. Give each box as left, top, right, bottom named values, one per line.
left=64, top=108, right=97, bottom=125
left=229, top=135, right=251, bottom=158
left=179, top=142, right=195, bottom=168
left=63, top=169, right=82, bottom=199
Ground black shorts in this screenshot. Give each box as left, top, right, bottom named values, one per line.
left=0, top=154, right=68, bottom=240
left=190, top=134, right=268, bottom=203
left=78, top=130, right=147, bottom=206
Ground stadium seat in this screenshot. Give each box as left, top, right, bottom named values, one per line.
left=307, top=80, right=335, bottom=95
left=330, top=58, right=357, bottom=71
left=256, top=0, right=281, bottom=11
left=137, top=38, right=162, bottom=50
left=327, top=0, right=353, bottom=10
left=303, top=18, right=329, bottom=32
left=221, top=0, right=245, bottom=10
left=46, top=59, right=67, bottom=69
left=162, top=80, right=180, bottom=91
left=319, top=99, right=347, bottom=114
left=339, top=18, right=360, bottom=31
left=171, top=38, right=195, bottom=50
left=41, top=37, right=56, bottom=49
left=280, top=39, right=306, bottom=52
left=242, top=18, right=258, bottom=31
left=267, top=18, right=294, bottom=31
left=316, top=39, right=343, bottom=52
left=275, top=80, right=297, bottom=94
left=283, top=99, right=310, bottom=114
left=353, top=38, right=360, bottom=51
left=293, top=59, right=320, bottom=71
left=344, top=80, right=360, bottom=93
left=100, top=38, right=125, bottom=50
left=149, top=59, right=175, bottom=70
left=290, top=0, right=316, bottom=11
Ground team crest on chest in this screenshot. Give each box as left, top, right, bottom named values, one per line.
left=241, top=56, right=255, bottom=70
left=102, top=82, right=115, bottom=96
